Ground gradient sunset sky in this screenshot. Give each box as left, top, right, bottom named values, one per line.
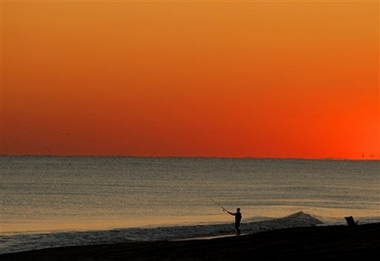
left=1, top=0, right=379, bottom=159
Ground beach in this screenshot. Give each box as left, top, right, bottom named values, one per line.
left=2, top=223, right=379, bottom=261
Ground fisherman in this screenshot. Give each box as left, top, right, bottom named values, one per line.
left=224, top=208, right=242, bottom=235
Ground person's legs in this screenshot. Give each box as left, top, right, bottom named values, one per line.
left=235, top=222, right=241, bottom=235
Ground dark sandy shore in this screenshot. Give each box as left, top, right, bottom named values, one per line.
left=2, top=223, right=379, bottom=261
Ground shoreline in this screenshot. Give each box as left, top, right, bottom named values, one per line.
left=2, top=223, right=379, bottom=260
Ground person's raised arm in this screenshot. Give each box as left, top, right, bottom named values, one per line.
left=223, top=209, right=233, bottom=215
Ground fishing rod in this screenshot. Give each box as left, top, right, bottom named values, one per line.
left=206, top=196, right=228, bottom=212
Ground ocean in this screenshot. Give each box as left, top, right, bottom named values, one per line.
left=1, top=156, right=379, bottom=254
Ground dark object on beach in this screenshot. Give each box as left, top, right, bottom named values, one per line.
left=345, top=216, right=358, bottom=226
left=224, top=208, right=242, bottom=235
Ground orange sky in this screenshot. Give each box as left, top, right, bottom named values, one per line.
left=1, top=0, right=379, bottom=159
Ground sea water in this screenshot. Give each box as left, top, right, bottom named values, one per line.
left=1, top=156, right=379, bottom=254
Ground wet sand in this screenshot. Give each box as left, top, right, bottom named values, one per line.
left=2, top=223, right=379, bottom=260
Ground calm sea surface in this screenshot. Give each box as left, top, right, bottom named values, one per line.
left=1, top=156, right=379, bottom=254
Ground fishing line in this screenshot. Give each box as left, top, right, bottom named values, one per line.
left=206, top=195, right=228, bottom=212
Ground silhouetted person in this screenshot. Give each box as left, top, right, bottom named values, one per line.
left=224, top=208, right=242, bottom=235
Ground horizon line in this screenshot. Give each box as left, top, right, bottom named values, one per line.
left=1, top=154, right=379, bottom=161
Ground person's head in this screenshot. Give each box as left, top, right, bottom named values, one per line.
left=237, top=208, right=240, bottom=212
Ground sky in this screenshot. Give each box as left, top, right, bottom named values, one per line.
left=1, top=0, right=379, bottom=159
